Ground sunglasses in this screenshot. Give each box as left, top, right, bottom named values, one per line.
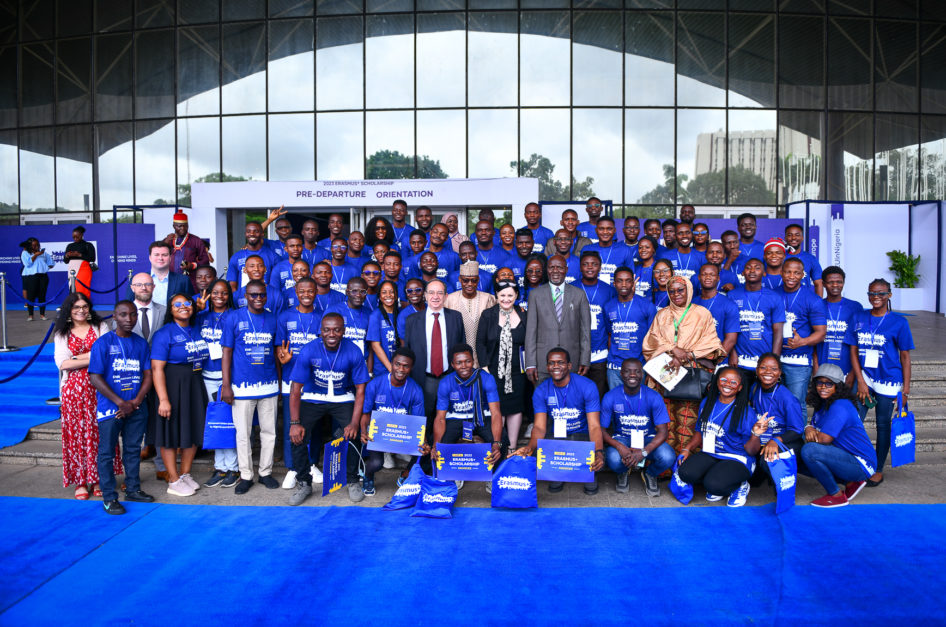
left=815, top=380, right=837, bottom=388
left=172, top=300, right=193, bottom=308
left=362, top=270, right=381, bottom=276
left=406, top=288, right=424, bottom=294
left=460, top=277, right=479, bottom=283
left=867, top=291, right=891, bottom=297
left=667, top=288, right=687, bottom=295
left=246, top=293, right=266, bottom=300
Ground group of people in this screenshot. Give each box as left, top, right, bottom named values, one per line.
left=50, top=202, right=913, bottom=514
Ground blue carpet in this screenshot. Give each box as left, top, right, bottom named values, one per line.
left=0, top=344, right=60, bottom=448
left=0, top=498, right=943, bottom=625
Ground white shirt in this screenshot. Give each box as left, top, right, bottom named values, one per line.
left=424, top=307, right=449, bottom=375
left=134, top=300, right=156, bottom=340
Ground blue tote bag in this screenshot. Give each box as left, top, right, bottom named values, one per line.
left=491, top=456, right=538, bottom=509
left=669, top=455, right=693, bottom=505
left=765, top=440, right=797, bottom=514
left=201, top=392, right=236, bottom=449
left=890, top=393, right=915, bottom=468
left=383, top=463, right=425, bottom=511
left=410, top=473, right=459, bottom=519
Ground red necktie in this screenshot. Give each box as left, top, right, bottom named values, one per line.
left=431, top=312, right=443, bottom=376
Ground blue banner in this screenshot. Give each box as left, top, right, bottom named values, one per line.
left=366, top=411, right=426, bottom=456
left=536, top=439, right=594, bottom=483
left=322, top=437, right=348, bottom=497
left=434, top=443, right=494, bottom=481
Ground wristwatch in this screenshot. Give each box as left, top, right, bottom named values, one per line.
left=641, top=449, right=649, bottom=458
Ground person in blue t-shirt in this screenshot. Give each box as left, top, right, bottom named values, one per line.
left=220, top=279, right=281, bottom=496
left=447, top=241, right=493, bottom=293
left=317, top=213, right=345, bottom=250
left=323, top=277, right=371, bottom=356
left=678, top=368, right=768, bottom=507
left=600, top=358, right=675, bottom=496
left=226, top=221, right=276, bottom=292
left=692, top=264, right=740, bottom=359
left=287, top=313, right=370, bottom=505
left=583, top=216, right=632, bottom=285
left=311, top=261, right=345, bottom=314
left=327, top=237, right=361, bottom=294
left=816, top=266, right=863, bottom=379
left=736, top=213, right=765, bottom=262
left=359, top=348, right=427, bottom=496
left=232, top=255, right=268, bottom=309
left=367, top=280, right=401, bottom=377
left=779, top=257, right=827, bottom=404
left=801, top=364, right=878, bottom=508
left=761, top=238, right=786, bottom=291
left=721, top=230, right=748, bottom=286
left=273, top=260, right=311, bottom=314
left=633, top=236, right=658, bottom=299
left=402, top=229, right=430, bottom=278
left=548, top=230, right=582, bottom=284
left=388, top=200, right=413, bottom=253
left=425, top=224, right=461, bottom=278
left=473, top=220, right=512, bottom=276
left=345, top=230, right=372, bottom=272
left=515, top=347, right=605, bottom=494
left=89, top=301, right=154, bottom=514
left=577, top=197, right=603, bottom=244
left=699, top=241, right=740, bottom=293
left=524, top=202, right=555, bottom=253
left=784, top=223, right=823, bottom=296
left=643, top=219, right=669, bottom=259
left=752, top=353, right=806, bottom=486
left=846, top=278, right=914, bottom=485
left=507, top=228, right=534, bottom=289
left=727, top=258, right=786, bottom=377
left=659, top=222, right=706, bottom=284
left=397, top=278, right=426, bottom=337
left=301, top=219, right=330, bottom=267
left=577, top=250, right=617, bottom=397
left=621, top=215, right=641, bottom=258
left=268, top=234, right=305, bottom=293
left=604, top=267, right=658, bottom=390
left=650, top=259, right=674, bottom=309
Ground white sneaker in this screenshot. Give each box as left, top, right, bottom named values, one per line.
left=524, top=424, right=534, bottom=438
left=311, top=464, right=323, bottom=484
left=455, top=480, right=464, bottom=491
left=180, top=473, right=200, bottom=491
left=383, top=453, right=395, bottom=469
left=282, top=470, right=298, bottom=489
left=167, top=477, right=195, bottom=497
left=706, top=493, right=724, bottom=502
left=727, top=481, right=750, bottom=507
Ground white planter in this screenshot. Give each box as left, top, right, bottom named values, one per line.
left=891, top=287, right=924, bottom=311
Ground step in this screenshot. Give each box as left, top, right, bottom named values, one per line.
left=0, top=439, right=255, bottom=466
left=26, top=420, right=61, bottom=442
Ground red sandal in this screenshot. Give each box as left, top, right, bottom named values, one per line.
left=74, top=486, right=89, bottom=500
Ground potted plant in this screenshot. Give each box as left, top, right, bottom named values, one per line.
left=886, top=250, right=924, bottom=310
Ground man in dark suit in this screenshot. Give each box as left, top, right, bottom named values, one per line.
left=525, top=254, right=591, bottom=385
left=126, top=241, right=191, bottom=306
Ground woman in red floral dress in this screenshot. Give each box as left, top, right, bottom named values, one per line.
left=54, top=292, right=120, bottom=499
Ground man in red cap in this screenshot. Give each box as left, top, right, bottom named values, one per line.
left=164, top=211, right=210, bottom=291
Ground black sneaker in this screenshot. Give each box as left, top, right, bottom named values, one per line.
left=103, top=500, right=126, bottom=515
left=642, top=472, right=660, bottom=497
left=547, top=482, right=564, bottom=493
left=259, top=475, right=279, bottom=489
left=583, top=483, right=599, bottom=496
left=615, top=470, right=630, bottom=493
left=234, top=479, right=254, bottom=495
left=204, top=470, right=227, bottom=488
left=220, top=471, right=240, bottom=488
left=124, top=490, right=154, bottom=503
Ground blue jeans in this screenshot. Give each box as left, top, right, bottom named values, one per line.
left=282, top=392, right=319, bottom=471
left=606, top=367, right=623, bottom=391
left=800, top=442, right=871, bottom=494
left=605, top=435, right=676, bottom=476
left=204, top=378, right=237, bottom=472
left=856, top=393, right=895, bottom=472
left=780, top=363, right=812, bottom=407
left=97, top=407, right=148, bottom=502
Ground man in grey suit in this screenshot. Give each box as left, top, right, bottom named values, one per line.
left=127, top=271, right=167, bottom=477
left=525, top=255, right=591, bottom=385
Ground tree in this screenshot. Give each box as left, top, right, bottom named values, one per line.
left=685, top=165, right=775, bottom=205
left=155, top=172, right=249, bottom=207
left=366, top=150, right=448, bottom=179
left=637, top=164, right=689, bottom=204
left=510, top=153, right=595, bottom=201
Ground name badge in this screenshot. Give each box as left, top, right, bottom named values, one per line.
left=590, top=314, right=598, bottom=331
left=783, top=323, right=794, bottom=339
left=865, top=349, right=880, bottom=369
left=631, top=429, right=645, bottom=450
left=462, top=420, right=474, bottom=441
left=748, top=321, right=763, bottom=341
left=703, top=430, right=716, bottom=454
left=553, top=415, right=566, bottom=438
left=208, top=342, right=223, bottom=360
left=616, top=340, right=630, bottom=351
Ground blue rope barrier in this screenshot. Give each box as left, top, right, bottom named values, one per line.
left=75, top=276, right=128, bottom=294
left=0, top=322, right=55, bottom=384
left=4, top=281, right=69, bottom=307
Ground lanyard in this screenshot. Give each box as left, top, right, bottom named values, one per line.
left=764, top=274, right=780, bottom=290
left=676, top=250, right=691, bottom=272
left=478, top=248, right=495, bottom=267
left=827, top=301, right=844, bottom=324
left=553, top=380, right=571, bottom=413
left=388, top=375, right=408, bottom=411
left=617, top=299, right=634, bottom=325
left=701, top=293, right=719, bottom=315
left=244, top=309, right=259, bottom=335
left=296, top=310, right=315, bottom=339
left=623, top=389, right=643, bottom=422
left=744, top=290, right=762, bottom=314
left=393, top=225, right=409, bottom=246
left=783, top=288, right=801, bottom=315
left=672, top=303, right=692, bottom=343
left=319, top=340, right=342, bottom=377
left=708, top=400, right=734, bottom=430
left=755, top=384, right=778, bottom=417
left=583, top=281, right=600, bottom=305
left=599, top=244, right=616, bottom=266
left=869, top=312, right=888, bottom=345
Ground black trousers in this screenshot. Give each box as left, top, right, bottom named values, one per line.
left=292, top=401, right=359, bottom=483
left=586, top=362, right=608, bottom=399
left=441, top=419, right=494, bottom=445
left=678, top=451, right=751, bottom=496
left=22, top=273, right=49, bottom=315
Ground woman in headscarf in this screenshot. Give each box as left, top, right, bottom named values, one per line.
left=442, top=212, right=468, bottom=253
left=643, top=274, right=724, bottom=455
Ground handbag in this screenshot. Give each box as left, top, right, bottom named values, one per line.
left=491, top=456, right=538, bottom=509
left=201, top=391, right=236, bottom=449
left=890, top=392, right=915, bottom=468
left=765, top=440, right=797, bottom=514
left=668, top=455, right=693, bottom=504
left=664, top=366, right=714, bottom=401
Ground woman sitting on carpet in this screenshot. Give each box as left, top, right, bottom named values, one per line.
left=751, top=353, right=806, bottom=486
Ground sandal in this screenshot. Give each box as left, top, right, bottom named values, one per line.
left=92, top=484, right=103, bottom=497
left=74, top=486, right=89, bottom=500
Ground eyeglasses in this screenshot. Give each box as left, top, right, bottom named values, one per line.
left=815, top=380, right=837, bottom=388
left=362, top=270, right=381, bottom=276
left=867, top=291, right=891, bottom=297
left=718, top=377, right=741, bottom=385
left=667, top=287, right=687, bottom=295
left=172, top=300, right=193, bottom=308
left=131, top=282, right=154, bottom=288
left=654, top=268, right=672, bottom=275
left=406, top=288, right=424, bottom=294
left=246, top=293, right=266, bottom=300
left=348, top=289, right=367, bottom=296
left=426, top=291, right=445, bottom=297
left=331, top=245, right=348, bottom=251
left=460, top=277, right=478, bottom=283
left=586, top=203, right=602, bottom=209
left=71, top=305, right=90, bottom=312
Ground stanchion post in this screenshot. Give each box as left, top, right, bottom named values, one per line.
left=0, top=272, right=20, bottom=353
left=69, top=269, right=77, bottom=294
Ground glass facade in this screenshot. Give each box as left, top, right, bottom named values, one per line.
left=1, top=0, right=945, bottom=224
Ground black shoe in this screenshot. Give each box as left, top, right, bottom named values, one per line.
left=103, top=500, right=126, bottom=515
left=124, top=490, right=154, bottom=503
left=547, top=482, right=564, bottom=493
left=204, top=470, right=227, bottom=488
left=221, top=471, right=240, bottom=488
left=642, top=472, right=660, bottom=497
left=259, top=475, right=279, bottom=489
left=583, top=483, right=599, bottom=496
left=867, top=475, right=884, bottom=487
left=234, top=479, right=253, bottom=495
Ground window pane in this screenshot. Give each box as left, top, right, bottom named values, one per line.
left=573, top=12, right=621, bottom=106
left=96, top=0, right=133, bottom=32
left=626, top=109, right=674, bottom=204
left=875, top=21, right=917, bottom=113
left=468, top=109, right=517, bottom=178
left=0, top=46, right=15, bottom=128
left=779, top=16, right=824, bottom=109
left=269, top=113, right=315, bottom=180
left=921, top=24, right=946, bottom=115
left=417, top=109, right=464, bottom=179
left=779, top=0, right=825, bottom=12
left=136, top=119, right=176, bottom=205
left=920, top=115, right=946, bottom=200
left=779, top=110, right=824, bottom=204
left=222, top=22, right=267, bottom=114
left=366, top=111, right=414, bottom=177
left=57, top=38, right=92, bottom=124
left=417, top=13, right=465, bottom=108
left=317, top=112, right=364, bottom=179
left=728, top=110, right=777, bottom=205
left=58, top=0, right=91, bottom=37
left=177, top=117, right=220, bottom=204
left=137, top=0, right=175, bottom=28
left=418, top=0, right=462, bottom=9
left=366, top=14, right=414, bottom=109
left=519, top=108, right=571, bottom=200
left=56, top=125, right=93, bottom=212
left=677, top=12, right=725, bottom=108
left=136, top=29, right=175, bottom=118
left=179, top=0, right=218, bottom=24
left=97, top=122, right=134, bottom=212
left=20, top=0, right=55, bottom=42
left=728, top=13, right=775, bottom=108
left=269, top=20, right=314, bottom=112
left=875, top=114, right=918, bottom=202
left=625, top=11, right=674, bottom=106
left=222, top=0, right=265, bottom=21
left=0, top=130, right=18, bottom=213
left=828, top=0, right=869, bottom=15
left=827, top=18, right=871, bottom=111
left=521, top=11, right=570, bottom=107
left=20, top=128, right=55, bottom=212
left=316, top=16, right=364, bottom=111
left=827, top=112, right=872, bottom=201
left=573, top=109, right=621, bottom=204
left=678, top=108, right=726, bottom=204
left=469, top=12, right=517, bottom=107
left=95, top=34, right=133, bottom=121
left=21, top=43, right=55, bottom=126
left=222, top=115, right=266, bottom=180
left=317, top=0, right=364, bottom=15
left=270, top=0, right=315, bottom=17
left=178, top=26, right=220, bottom=116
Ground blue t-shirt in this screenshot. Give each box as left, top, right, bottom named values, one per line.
left=276, top=285, right=300, bottom=313
left=397, top=305, right=425, bottom=338
left=761, top=273, right=784, bottom=291
left=780, top=286, right=827, bottom=367
left=728, top=257, right=748, bottom=285
left=367, top=307, right=399, bottom=377
left=528, top=225, right=555, bottom=254
left=276, top=308, right=320, bottom=392
left=226, top=247, right=277, bottom=286
left=89, top=332, right=151, bottom=421
left=289, top=337, right=370, bottom=404
left=697, top=398, right=758, bottom=471
left=604, top=297, right=658, bottom=369
left=812, top=399, right=877, bottom=476
left=313, top=290, right=345, bottom=314
left=264, top=238, right=288, bottom=262
left=659, top=248, right=706, bottom=283
left=532, top=374, right=601, bottom=435
left=328, top=262, right=361, bottom=294
left=322, top=303, right=371, bottom=354
left=692, top=292, right=741, bottom=343
left=818, top=298, right=863, bottom=375
left=436, top=370, right=501, bottom=424
left=507, top=254, right=530, bottom=291
left=390, top=222, right=414, bottom=253
left=220, top=308, right=279, bottom=399
left=474, top=246, right=512, bottom=276
left=750, top=383, right=805, bottom=444
left=268, top=259, right=302, bottom=292
left=345, top=253, right=372, bottom=272
left=738, top=239, right=765, bottom=262
left=363, top=374, right=425, bottom=416
left=197, top=309, right=229, bottom=376
left=150, top=322, right=209, bottom=369
left=583, top=242, right=632, bottom=285
left=565, top=255, right=581, bottom=285
left=652, top=290, right=670, bottom=309
left=600, top=386, right=670, bottom=439
left=429, top=248, right=461, bottom=278
left=727, top=286, right=787, bottom=368
left=579, top=280, right=617, bottom=364
left=577, top=221, right=600, bottom=244
left=302, top=246, right=330, bottom=267
left=788, top=250, right=823, bottom=288
left=844, top=310, right=915, bottom=397
left=634, top=264, right=654, bottom=299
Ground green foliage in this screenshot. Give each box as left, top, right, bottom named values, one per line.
left=466, top=209, right=513, bottom=234
left=366, top=150, right=448, bottom=180
left=638, top=164, right=689, bottom=205
left=510, top=153, right=595, bottom=201
left=155, top=172, right=249, bottom=208
left=637, top=164, right=775, bottom=206
left=886, top=250, right=921, bottom=288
